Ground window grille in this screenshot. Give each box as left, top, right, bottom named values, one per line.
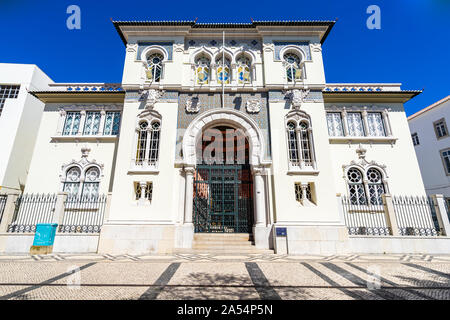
left=347, top=168, right=367, bottom=205
left=0, top=84, right=20, bottom=115
left=326, top=112, right=344, bottom=136
left=63, top=112, right=81, bottom=136
left=103, top=111, right=121, bottom=135
left=147, top=53, right=164, bottom=82
left=83, top=112, right=101, bottom=135
left=347, top=112, right=365, bottom=136
left=295, top=183, right=312, bottom=202
left=283, top=53, right=302, bottom=82
left=367, top=112, right=386, bottom=137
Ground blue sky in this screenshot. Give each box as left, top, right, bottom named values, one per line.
left=0, top=0, right=448, bottom=115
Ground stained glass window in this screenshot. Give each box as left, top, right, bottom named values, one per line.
left=236, top=56, right=251, bottom=84
left=347, top=112, right=365, bottom=136
left=103, top=112, right=121, bottom=135
left=216, top=57, right=231, bottom=85
left=147, top=53, right=164, bottom=82
left=63, top=112, right=81, bottom=136
left=367, top=112, right=386, bottom=137
left=83, top=112, right=101, bottom=135
left=283, top=53, right=302, bottom=82
left=195, top=56, right=210, bottom=85
left=326, top=112, right=344, bottom=136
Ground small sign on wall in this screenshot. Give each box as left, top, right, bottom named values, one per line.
left=276, top=227, right=287, bottom=237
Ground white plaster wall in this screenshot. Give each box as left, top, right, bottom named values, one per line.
left=328, top=103, right=426, bottom=196
left=24, top=104, right=119, bottom=194
left=408, top=99, right=450, bottom=197
left=107, top=100, right=181, bottom=222
left=0, top=64, right=53, bottom=192
left=0, top=233, right=99, bottom=253
left=268, top=101, right=343, bottom=224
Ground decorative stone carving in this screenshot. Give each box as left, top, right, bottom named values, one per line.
left=285, top=89, right=310, bottom=109
left=173, top=43, right=184, bottom=53
left=246, top=98, right=261, bottom=113
left=126, top=44, right=138, bottom=53
left=310, top=43, right=322, bottom=52
left=60, top=148, right=104, bottom=182
left=185, top=97, right=200, bottom=113
left=342, top=144, right=387, bottom=175
left=142, top=89, right=164, bottom=109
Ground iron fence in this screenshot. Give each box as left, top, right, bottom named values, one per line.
left=59, top=194, right=107, bottom=233
left=341, top=196, right=390, bottom=236
left=392, top=196, right=440, bottom=236
left=7, top=194, right=57, bottom=233
left=0, top=195, right=7, bottom=224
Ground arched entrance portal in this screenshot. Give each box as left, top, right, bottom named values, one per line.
left=193, top=126, right=254, bottom=233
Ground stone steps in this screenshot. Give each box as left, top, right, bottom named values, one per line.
left=178, top=233, right=274, bottom=254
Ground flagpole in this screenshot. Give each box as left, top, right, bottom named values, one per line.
left=222, top=31, right=225, bottom=108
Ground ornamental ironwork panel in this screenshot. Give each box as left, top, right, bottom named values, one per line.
left=193, top=164, right=253, bottom=233
left=59, top=194, right=107, bottom=233
left=7, top=194, right=57, bottom=233
left=341, top=195, right=390, bottom=236
left=392, top=196, right=441, bottom=236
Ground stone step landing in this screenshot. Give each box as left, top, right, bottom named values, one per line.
left=175, top=233, right=274, bottom=254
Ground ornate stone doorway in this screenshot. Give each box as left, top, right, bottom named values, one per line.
left=193, top=126, right=254, bottom=233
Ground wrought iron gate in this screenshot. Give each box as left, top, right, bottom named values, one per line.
left=193, top=164, right=254, bottom=233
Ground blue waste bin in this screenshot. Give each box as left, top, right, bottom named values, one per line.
left=33, top=223, right=58, bottom=246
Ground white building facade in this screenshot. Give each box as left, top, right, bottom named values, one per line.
left=408, top=96, right=450, bottom=209
left=0, top=64, right=53, bottom=193
left=9, top=20, right=448, bottom=255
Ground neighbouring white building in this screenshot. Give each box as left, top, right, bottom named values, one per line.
left=408, top=96, right=450, bottom=209
left=4, top=20, right=448, bottom=255
left=0, top=64, right=53, bottom=193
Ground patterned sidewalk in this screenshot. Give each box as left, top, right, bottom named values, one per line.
left=1, top=253, right=450, bottom=263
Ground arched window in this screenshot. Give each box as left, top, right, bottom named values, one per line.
left=286, top=121, right=299, bottom=164
left=299, top=121, right=312, bottom=164
left=135, top=120, right=161, bottom=166
left=195, top=56, right=210, bottom=85
left=148, top=121, right=161, bottom=165
left=136, top=121, right=148, bottom=165
left=82, top=167, right=100, bottom=198
left=63, top=167, right=81, bottom=196
left=216, top=57, right=231, bottom=84
left=367, top=168, right=385, bottom=205
left=347, top=168, right=367, bottom=205
left=146, top=53, right=164, bottom=82
left=283, top=52, right=302, bottom=82
left=285, top=116, right=316, bottom=169
left=236, top=56, right=251, bottom=84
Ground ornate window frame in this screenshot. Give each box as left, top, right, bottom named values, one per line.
left=342, top=146, right=389, bottom=205
left=140, top=45, right=169, bottom=83
left=279, top=46, right=306, bottom=84
left=60, top=148, right=104, bottom=198
left=130, top=109, right=162, bottom=173
left=285, top=109, right=318, bottom=174
left=326, top=106, right=396, bottom=144
left=53, top=104, right=122, bottom=142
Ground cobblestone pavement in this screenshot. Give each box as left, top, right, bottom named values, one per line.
left=0, top=253, right=449, bottom=300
